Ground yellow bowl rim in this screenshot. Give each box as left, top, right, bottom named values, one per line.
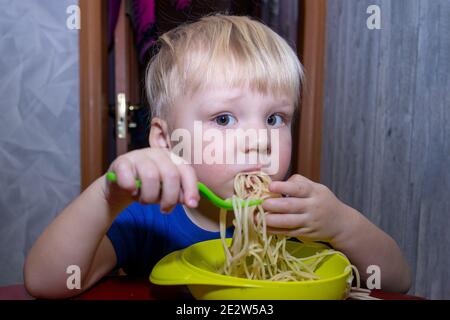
left=179, top=239, right=352, bottom=287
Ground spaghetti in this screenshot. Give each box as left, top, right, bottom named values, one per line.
left=218, top=171, right=379, bottom=299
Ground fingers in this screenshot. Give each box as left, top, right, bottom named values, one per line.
left=267, top=226, right=313, bottom=238
left=288, top=174, right=314, bottom=185
left=260, top=174, right=334, bottom=240
left=265, top=212, right=310, bottom=229
left=268, top=178, right=313, bottom=198
left=262, top=197, right=310, bottom=214
left=179, top=188, right=185, bottom=204
left=267, top=228, right=311, bottom=239
left=267, top=226, right=329, bottom=242
left=108, top=148, right=199, bottom=213
left=151, top=153, right=181, bottom=212
left=176, top=161, right=200, bottom=208
left=134, top=158, right=160, bottom=204
left=112, top=157, right=138, bottom=192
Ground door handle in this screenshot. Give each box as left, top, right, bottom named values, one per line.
left=117, top=93, right=127, bottom=139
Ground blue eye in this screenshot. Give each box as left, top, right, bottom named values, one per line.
left=267, top=114, right=283, bottom=126
left=214, top=114, right=236, bottom=126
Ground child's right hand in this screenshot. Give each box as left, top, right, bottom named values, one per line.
left=102, top=147, right=200, bottom=213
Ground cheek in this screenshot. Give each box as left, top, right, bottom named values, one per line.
left=192, top=163, right=236, bottom=198
left=270, top=132, right=292, bottom=180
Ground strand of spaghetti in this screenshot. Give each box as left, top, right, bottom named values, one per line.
left=351, top=287, right=372, bottom=293
left=281, top=240, right=316, bottom=275
left=217, top=171, right=382, bottom=300
left=345, top=265, right=361, bottom=289
left=219, top=208, right=231, bottom=263
left=220, top=172, right=348, bottom=282
left=348, top=292, right=380, bottom=300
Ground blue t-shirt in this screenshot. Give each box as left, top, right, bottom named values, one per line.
left=106, top=202, right=235, bottom=275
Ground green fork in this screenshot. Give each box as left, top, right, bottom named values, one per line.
left=106, top=171, right=263, bottom=211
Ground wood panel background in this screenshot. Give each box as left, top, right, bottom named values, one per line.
left=321, top=0, right=450, bottom=299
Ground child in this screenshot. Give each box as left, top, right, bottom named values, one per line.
left=24, top=14, right=411, bottom=298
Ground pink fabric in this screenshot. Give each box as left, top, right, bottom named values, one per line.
left=109, top=0, right=193, bottom=62
left=176, top=0, right=192, bottom=10
left=130, top=0, right=157, bottom=61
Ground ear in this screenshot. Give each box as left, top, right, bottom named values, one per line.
left=149, top=117, right=172, bottom=149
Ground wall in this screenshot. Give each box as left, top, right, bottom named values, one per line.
left=0, top=0, right=80, bottom=285
left=322, top=0, right=450, bottom=299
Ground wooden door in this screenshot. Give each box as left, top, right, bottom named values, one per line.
left=79, top=1, right=327, bottom=189
left=79, top=0, right=109, bottom=190
left=114, top=0, right=141, bottom=156
left=293, top=0, right=327, bottom=182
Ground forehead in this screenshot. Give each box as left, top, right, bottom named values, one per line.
left=191, top=83, right=293, bottom=109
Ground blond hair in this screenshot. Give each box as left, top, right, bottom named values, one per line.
left=145, top=14, right=304, bottom=121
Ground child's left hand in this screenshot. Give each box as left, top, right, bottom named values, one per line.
left=262, top=174, right=351, bottom=243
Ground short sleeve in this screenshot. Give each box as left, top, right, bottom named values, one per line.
left=106, top=202, right=233, bottom=276
left=106, top=202, right=152, bottom=274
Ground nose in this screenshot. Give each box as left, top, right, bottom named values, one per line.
left=245, top=131, right=271, bottom=155
left=236, top=122, right=272, bottom=156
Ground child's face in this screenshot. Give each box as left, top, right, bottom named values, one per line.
left=168, top=83, right=294, bottom=199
